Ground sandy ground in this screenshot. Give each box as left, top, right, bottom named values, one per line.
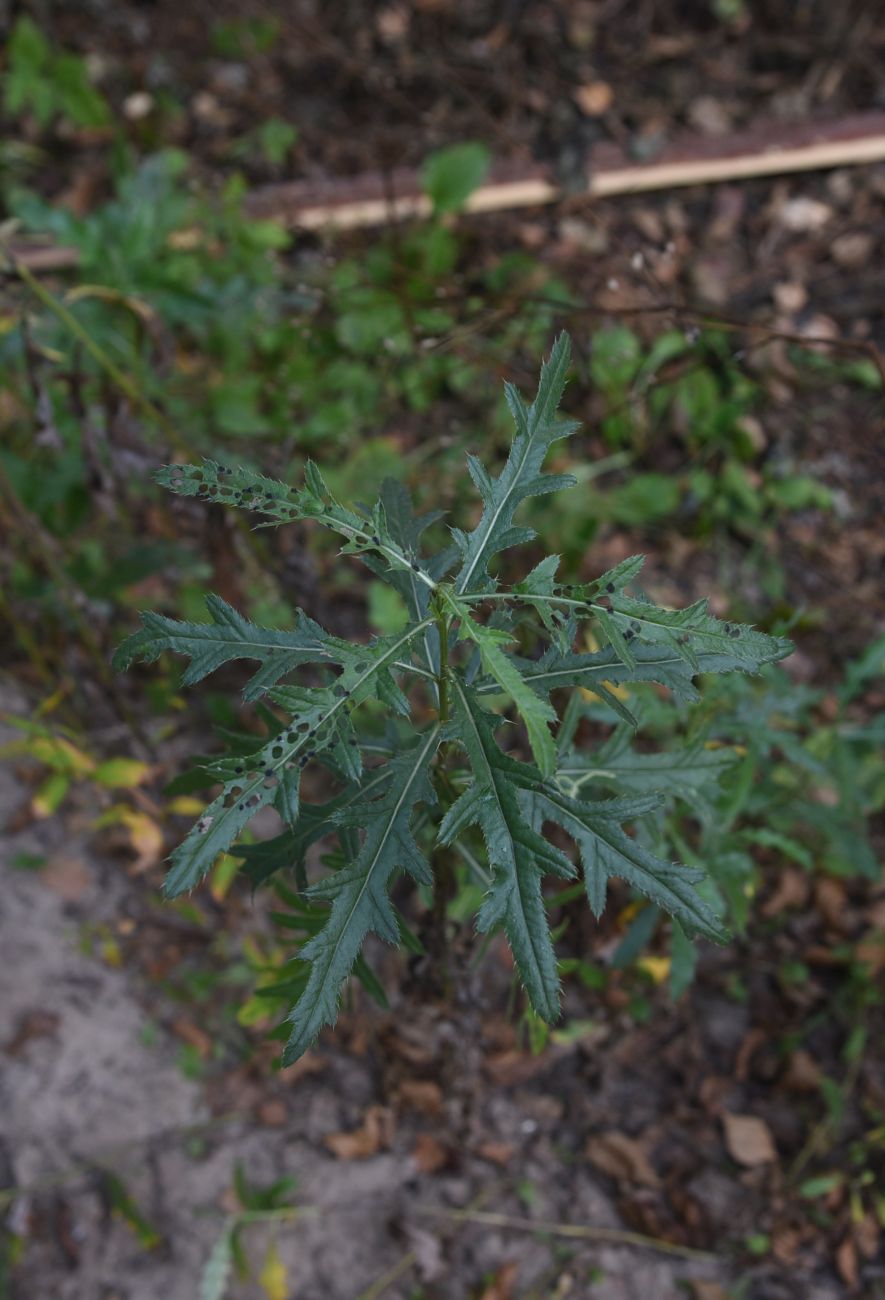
left=0, top=676, right=759, bottom=1299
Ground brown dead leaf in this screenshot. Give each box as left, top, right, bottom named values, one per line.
left=280, top=1051, right=327, bottom=1085
left=690, top=1284, right=730, bottom=1300
left=735, top=1028, right=766, bottom=1081
left=3, top=1009, right=60, bottom=1056
left=478, top=1261, right=519, bottom=1300
left=41, top=856, right=93, bottom=901
left=836, top=1235, right=859, bottom=1291
left=396, top=1079, right=443, bottom=1114
left=412, top=1133, right=450, bottom=1174
left=382, top=1026, right=437, bottom=1068
left=771, top=1224, right=802, bottom=1265
left=574, top=81, right=613, bottom=116
left=585, top=1131, right=660, bottom=1188
left=815, top=877, right=850, bottom=932
left=171, top=1018, right=213, bottom=1058
left=376, top=5, right=409, bottom=42
left=854, top=930, right=885, bottom=975
left=722, top=1113, right=777, bottom=1167
left=324, top=1105, right=393, bottom=1160
left=475, top=1141, right=514, bottom=1167
left=257, top=1100, right=288, bottom=1127
left=781, top=1048, right=821, bottom=1093
left=855, top=1211, right=880, bottom=1261
left=761, top=867, right=809, bottom=918
left=484, top=1048, right=551, bottom=1087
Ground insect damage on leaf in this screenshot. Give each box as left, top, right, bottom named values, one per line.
left=117, top=334, right=792, bottom=1061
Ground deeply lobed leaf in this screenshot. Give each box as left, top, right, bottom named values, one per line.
left=440, top=678, right=574, bottom=1022
left=453, top=332, right=578, bottom=595
left=282, top=726, right=440, bottom=1063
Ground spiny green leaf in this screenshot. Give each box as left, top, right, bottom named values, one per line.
left=162, top=618, right=433, bottom=896
left=360, top=478, right=457, bottom=679
left=446, top=594, right=557, bottom=777
left=282, top=725, right=440, bottom=1064
left=556, top=728, right=740, bottom=808
left=587, top=590, right=792, bottom=676
left=440, top=678, right=574, bottom=1021
left=237, top=765, right=395, bottom=891
left=113, top=595, right=334, bottom=701
left=533, top=785, right=729, bottom=942
left=499, top=639, right=785, bottom=708
left=156, top=459, right=439, bottom=594
left=453, top=333, right=578, bottom=595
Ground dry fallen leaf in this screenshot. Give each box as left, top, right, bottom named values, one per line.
left=690, top=1283, right=730, bottom=1300
left=3, top=1009, right=60, bottom=1056
left=257, top=1100, right=288, bottom=1127
left=396, top=1078, right=443, bottom=1114
left=585, top=1130, right=660, bottom=1188
left=324, top=1105, right=393, bottom=1160
left=815, top=877, right=850, bottom=932
left=836, top=1234, right=859, bottom=1291
left=479, top=1261, right=519, bottom=1300
left=40, top=855, right=93, bottom=902
left=475, top=1141, right=514, bottom=1167
left=412, top=1133, right=450, bottom=1173
left=280, top=1052, right=327, bottom=1085
left=574, top=81, right=613, bottom=116
left=722, top=1113, right=777, bottom=1167
left=761, top=867, right=810, bottom=917
left=781, top=1048, right=821, bottom=1093
left=171, top=1018, right=213, bottom=1058
left=854, top=1211, right=880, bottom=1261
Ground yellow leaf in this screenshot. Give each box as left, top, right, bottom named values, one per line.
left=32, top=772, right=70, bottom=817
left=259, top=1240, right=288, bottom=1300
left=121, top=810, right=165, bottom=873
left=65, top=283, right=155, bottom=323
left=93, top=758, right=153, bottom=789
left=29, top=735, right=95, bottom=777
left=100, top=937, right=123, bottom=968
left=168, top=795, right=204, bottom=815
left=704, top=740, right=747, bottom=756
left=34, top=686, right=70, bottom=718
left=95, top=806, right=164, bottom=873
left=209, top=853, right=239, bottom=902
left=580, top=628, right=630, bottom=703
left=637, top=956, right=671, bottom=985
left=580, top=679, right=631, bottom=705
left=616, top=900, right=643, bottom=927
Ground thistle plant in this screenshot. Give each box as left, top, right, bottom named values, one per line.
left=115, top=335, right=790, bottom=1063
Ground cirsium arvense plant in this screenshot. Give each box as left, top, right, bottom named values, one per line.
left=115, top=334, right=791, bottom=1063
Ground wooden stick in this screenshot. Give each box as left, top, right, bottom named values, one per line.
left=7, top=111, right=885, bottom=262
left=250, top=111, right=885, bottom=230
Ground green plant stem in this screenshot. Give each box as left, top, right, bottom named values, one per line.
left=5, top=249, right=190, bottom=455
left=0, top=461, right=151, bottom=750
left=415, top=1205, right=715, bottom=1262
left=426, top=604, right=456, bottom=991
left=355, top=1251, right=417, bottom=1300
left=436, top=606, right=450, bottom=724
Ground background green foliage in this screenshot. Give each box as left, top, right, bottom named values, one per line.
left=1, top=16, right=881, bottom=1050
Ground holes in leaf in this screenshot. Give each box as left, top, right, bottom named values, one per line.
left=271, top=746, right=284, bottom=760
